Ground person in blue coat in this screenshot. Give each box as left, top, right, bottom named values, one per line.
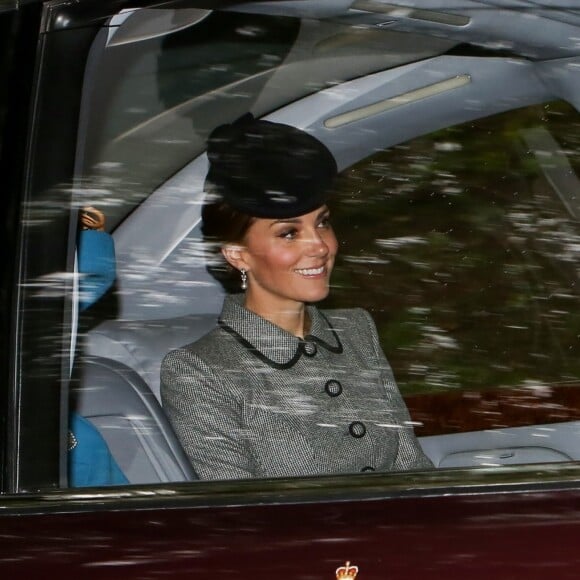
left=68, top=207, right=128, bottom=487
left=68, top=413, right=128, bottom=487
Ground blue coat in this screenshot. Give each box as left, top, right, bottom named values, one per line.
left=68, top=413, right=128, bottom=487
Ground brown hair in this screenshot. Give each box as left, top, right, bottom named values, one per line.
left=201, top=198, right=255, bottom=244
left=201, top=197, right=255, bottom=292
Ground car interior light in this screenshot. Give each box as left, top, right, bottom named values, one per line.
left=324, top=74, right=471, bottom=128
left=351, top=1, right=471, bottom=27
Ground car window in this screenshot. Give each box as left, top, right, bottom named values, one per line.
left=325, top=100, right=580, bottom=443
left=64, top=4, right=580, bottom=488
left=71, top=99, right=580, bottom=485
left=9, top=1, right=580, bottom=491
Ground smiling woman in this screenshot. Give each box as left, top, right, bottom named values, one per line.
left=160, top=114, right=433, bottom=480
left=230, top=205, right=337, bottom=318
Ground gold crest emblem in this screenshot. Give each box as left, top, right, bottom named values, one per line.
left=336, top=561, right=359, bottom=580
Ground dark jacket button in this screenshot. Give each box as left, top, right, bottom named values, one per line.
left=302, top=341, right=317, bottom=356
left=349, top=421, right=366, bottom=438
left=361, top=466, right=375, bottom=472
left=324, top=380, right=343, bottom=397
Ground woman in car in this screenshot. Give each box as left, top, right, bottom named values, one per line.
left=161, top=114, right=433, bottom=480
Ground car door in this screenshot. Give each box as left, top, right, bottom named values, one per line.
left=1, top=1, right=580, bottom=579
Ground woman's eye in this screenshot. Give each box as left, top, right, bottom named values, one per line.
left=279, top=228, right=298, bottom=239
left=318, top=216, right=331, bottom=228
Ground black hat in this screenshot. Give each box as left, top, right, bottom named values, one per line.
left=205, top=113, right=337, bottom=219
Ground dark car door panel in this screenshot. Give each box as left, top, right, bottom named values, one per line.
left=1, top=475, right=580, bottom=578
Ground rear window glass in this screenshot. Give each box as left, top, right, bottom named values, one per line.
left=62, top=5, right=580, bottom=488
left=326, top=100, right=580, bottom=434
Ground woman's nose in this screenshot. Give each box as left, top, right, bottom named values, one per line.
left=305, top=231, right=329, bottom=256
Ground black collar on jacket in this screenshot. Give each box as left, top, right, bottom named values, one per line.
left=218, top=294, right=343, bottom=369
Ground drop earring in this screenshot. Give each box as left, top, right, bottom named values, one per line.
left=240, top=269, right=248, bottom=290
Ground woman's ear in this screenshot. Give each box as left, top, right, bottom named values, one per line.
left=221, top=244, right=249, bottom=271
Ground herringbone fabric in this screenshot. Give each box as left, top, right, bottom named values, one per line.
left=161, top=294, right=433, bottom=480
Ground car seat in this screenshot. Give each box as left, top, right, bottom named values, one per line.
left=71, top=356, right=196, bottom=483
left=83, top=313, right=218, bottom=401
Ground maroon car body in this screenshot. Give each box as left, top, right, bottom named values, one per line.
left=2, top=473, right=580, bottom=578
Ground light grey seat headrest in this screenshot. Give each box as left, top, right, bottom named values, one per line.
left=84, top=314, right=218, bottom=401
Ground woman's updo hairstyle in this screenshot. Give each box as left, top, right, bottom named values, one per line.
left=201, top=113, right=338, bottom=292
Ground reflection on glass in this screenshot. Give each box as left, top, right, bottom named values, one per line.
left=326, top=101, right=580, bottom=432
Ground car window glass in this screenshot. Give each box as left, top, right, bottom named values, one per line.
left=76, top=8, right=454, bottom=231
left=325, top=100, right=580, bottom=440
left=64, top=5, right=580, bottom=488
left=68, top=100, right=580, bottom=487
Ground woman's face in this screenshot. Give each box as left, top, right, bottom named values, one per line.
left=226, top=205, right=338, bottom=311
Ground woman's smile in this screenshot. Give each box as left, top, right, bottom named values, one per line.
left=224, top=205, right=338, bottom=319
left=294, top=265, right=327, bottom=277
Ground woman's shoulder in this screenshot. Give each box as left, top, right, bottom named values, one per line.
left=320, top=306, right=376, bottom=330
left=161, top=323, right=234, bottom=368
left=319, top=306, right=381, bottom=350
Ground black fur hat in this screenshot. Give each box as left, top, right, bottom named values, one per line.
left=205, top=113, right=337, bottom=218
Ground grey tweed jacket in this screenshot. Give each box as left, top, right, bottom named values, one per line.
left=161, top=294, right=433, bottom=480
